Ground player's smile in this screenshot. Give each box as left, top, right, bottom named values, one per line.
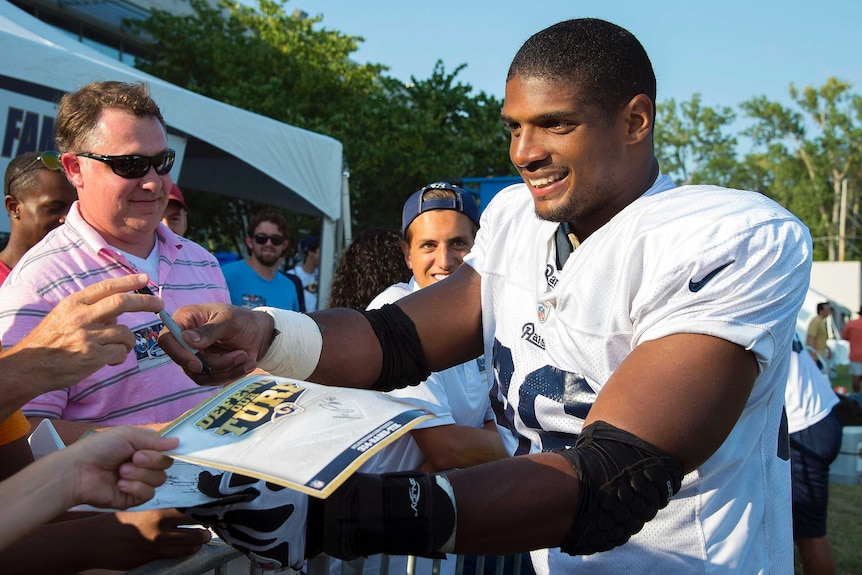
left=525, top=172, right=566, bottom=189
left=523, top=170, right=570, bottom=202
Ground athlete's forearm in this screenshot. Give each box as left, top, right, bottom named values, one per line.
left=303, top=308, right=384, bottom=388
left=446, top=452, right=579, bottom=554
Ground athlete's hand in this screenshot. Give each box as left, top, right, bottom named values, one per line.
left=158, top=304, right=272, bottom=385
left=187, top=470, right=308, bottom=571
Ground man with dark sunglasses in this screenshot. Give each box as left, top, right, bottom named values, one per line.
left=0, top=81, right=227, bottom=572
left=222, top=209, right=303, bottom=312
left=0, top=151, right=77, bottom=283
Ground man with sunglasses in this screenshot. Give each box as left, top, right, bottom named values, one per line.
left=0, top=151, right=77, bottom=284
left=0, top=81, right=225, bottom=572
left=223, top=209, right=303, bottom=312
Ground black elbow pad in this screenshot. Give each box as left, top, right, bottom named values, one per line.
left=556, top=421, right=683, bottom=556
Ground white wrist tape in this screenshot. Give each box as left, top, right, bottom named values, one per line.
left=255, top=307, right=322, bottom=381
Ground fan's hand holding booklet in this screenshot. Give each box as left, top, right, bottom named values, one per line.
left=65, top=374, right=434, bottom=512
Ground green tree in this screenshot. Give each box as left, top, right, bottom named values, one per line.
left=132, top=0, right=383, bottom=129
left=741, top=78, right=862, bottom=260
left=654, top=94, right=745, bottom=187
left=131, top=0, right=511, bottom=243
left=336, top=63, right=513, bottom=228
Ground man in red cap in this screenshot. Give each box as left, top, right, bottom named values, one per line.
left=162, top=183, right=188, bottom=236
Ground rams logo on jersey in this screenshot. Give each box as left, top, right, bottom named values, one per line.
left=545, top=264, right=559, bottom=288
left=521, top=323, right=546, bottom=350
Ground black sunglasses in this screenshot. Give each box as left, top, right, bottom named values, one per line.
left=253, top=233, right=286, bottom=246
left=76, top=149, right=175, bottom=179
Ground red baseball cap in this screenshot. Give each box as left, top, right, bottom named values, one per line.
left=168, top=183, right=187, bottom=210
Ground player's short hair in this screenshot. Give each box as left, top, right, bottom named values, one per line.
left=816, top=302, right=831, bottom=314
left=56, top=81, right=165, bottom=153
left=507, top=18, right=656, bottom=123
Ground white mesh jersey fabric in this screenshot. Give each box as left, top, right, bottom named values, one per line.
left=464, top=177, right=809, bottom=574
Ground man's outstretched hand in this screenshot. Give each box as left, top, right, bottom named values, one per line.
left=1, top=274, right=166, bottom=419
left=157, top=304, right=273, bottom=385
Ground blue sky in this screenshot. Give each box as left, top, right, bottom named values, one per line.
left=295, top=0, right=861, bottom=112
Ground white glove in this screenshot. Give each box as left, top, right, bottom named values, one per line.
left=188, top=471, right=309, bottom=571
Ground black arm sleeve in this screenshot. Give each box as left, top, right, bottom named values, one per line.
left=360, top=304, right=431, bottom=392
left=306, top=471, right=456, bottom=560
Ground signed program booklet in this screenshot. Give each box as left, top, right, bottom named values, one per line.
left=158, top=374, right=435, bottom=499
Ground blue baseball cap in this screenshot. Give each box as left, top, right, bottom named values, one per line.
left=299, top=236, right=320, bottom=255
left=401, top=182, right=481, bottom=237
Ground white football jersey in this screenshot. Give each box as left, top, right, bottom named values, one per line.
left=785, top=335, right=839, bottom=433
left=464, top=175, right=811, bottom=574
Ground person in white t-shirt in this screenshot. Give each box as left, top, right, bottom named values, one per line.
left=785, top=335, right=841, bottom=574
left=340, top=183, right=507, bottom=575
left=366, top=182, right=504, bottom=472
left=292, top=236, right=320, bottom=311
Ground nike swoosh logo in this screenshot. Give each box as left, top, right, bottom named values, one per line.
left=688, top=261, right=735, bottom=292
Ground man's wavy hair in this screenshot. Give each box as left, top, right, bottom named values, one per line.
left=328, top=227, right=412, bottom=311
left=56, top=81, right=165, bottom=153
left=507, top=18, right=656, bottom=124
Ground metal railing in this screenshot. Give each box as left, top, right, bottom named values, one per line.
left=124, top=544, right=531, bottom=575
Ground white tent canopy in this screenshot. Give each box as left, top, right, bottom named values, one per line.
left=0, top=0, right=347, bottom=302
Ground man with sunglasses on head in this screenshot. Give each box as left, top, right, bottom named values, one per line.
left=0, top=81, right=226, bottom=573
left=0, top=151, right=77, bottom=284
left=0, top=149, right=77, bottom=510
left=222, top=209, right=303, bottom=312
